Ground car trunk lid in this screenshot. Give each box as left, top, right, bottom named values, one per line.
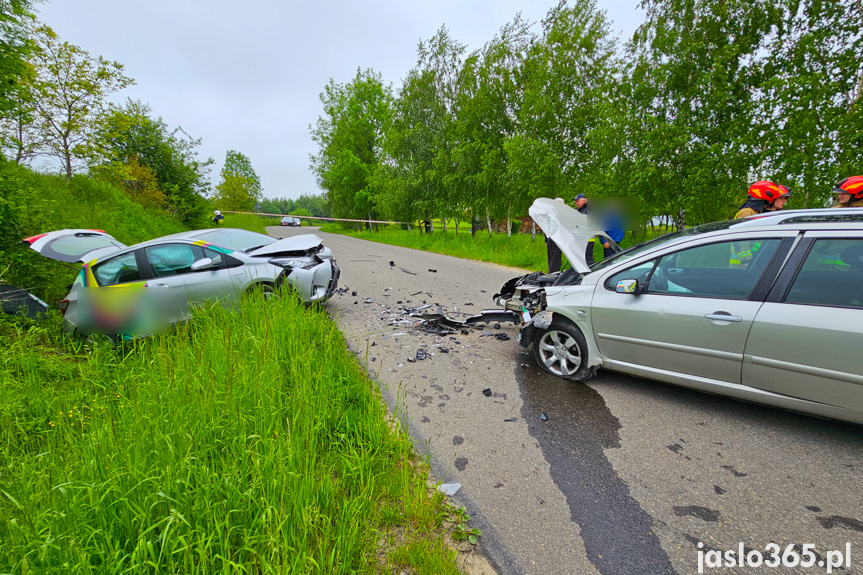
left=22, top=229, right=126, bottom=263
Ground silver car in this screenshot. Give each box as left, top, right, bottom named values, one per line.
left=499, top=199, right=863, bottom=425
left=23, top=227, right=340, bottom=335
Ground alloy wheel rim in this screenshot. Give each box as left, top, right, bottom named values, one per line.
left=538, top=329, right=582, bottom=376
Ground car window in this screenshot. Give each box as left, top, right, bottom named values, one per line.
left=646, top=239, right=781, bottom=299
left=785, top=239, right=863, bottom=309
left=604, top=259, right=658, bottom=290
left=203, top=247, right=224, bottom=267
left=92, top=252, right=141, bottom=286
left=145, top=244, right=203, bottom=277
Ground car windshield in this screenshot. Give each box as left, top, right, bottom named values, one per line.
left=192, top=229, right=277, bottom=252
left=588, top=220, right=740, bottom=272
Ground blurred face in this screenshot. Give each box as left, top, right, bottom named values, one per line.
left=773, top=197, right=788, bottom=209
left=576, top=198, right=587, bottom=208
left=838, top=192, right=852, bottom=204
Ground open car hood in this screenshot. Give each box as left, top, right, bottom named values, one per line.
left=249, top=234, right=325, bottom=257
left=529, top=198, right=614, bottom=274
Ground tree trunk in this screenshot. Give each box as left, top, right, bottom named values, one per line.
left=407, top=222, right=411, bottom=232
left=506, top=205, right=512, bottom=238
left=486, top=206, right=493, bottom=237
left=441, top=216, right=447, bottom=232
left=531, top=220, right=536, bottom=240
left=676, top=208, right=685, bottom=231
left=454, top=219, right=459, bottom=234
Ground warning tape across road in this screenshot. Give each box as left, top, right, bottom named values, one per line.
left=219, top=210, right=408, bottom=226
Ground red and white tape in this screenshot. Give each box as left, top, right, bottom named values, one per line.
left=219, top=210, right=407, bottom=225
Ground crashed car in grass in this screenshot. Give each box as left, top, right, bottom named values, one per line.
left=497, top=198, right=863, bottom=425
left=23, top=227, right=340, bottom=336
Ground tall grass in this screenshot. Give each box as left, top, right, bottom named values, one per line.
left=0, top=293, right=459, bottom=574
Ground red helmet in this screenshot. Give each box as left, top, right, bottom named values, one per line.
left=747, top=180, right=782, bottom=202
left=833, top=176, right=863, bottom=199
left=777, top=184, right=791, bottom=198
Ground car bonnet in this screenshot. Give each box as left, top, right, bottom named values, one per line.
left=247, top=234, right=324, bottom=257
left=529, top=198, right=613, bottom=274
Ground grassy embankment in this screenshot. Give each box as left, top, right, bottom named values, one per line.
left=319, top=221, right=666, bottom=272
left=0, top=162, right=463, bottom=573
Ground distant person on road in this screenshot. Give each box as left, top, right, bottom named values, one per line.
left=572, top=193, right=595, bottom=266
left=734, top=181, right=790, bottom=219
left=545, top=198, right=566, bottom=273
left=831, top=176, right=863, bottom=208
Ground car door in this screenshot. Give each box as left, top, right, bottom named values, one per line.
left=142, top=243, right=201, bottom=321
left=590, top=234, right=793, bottom=384
left=742, top=233, right=863, bottom=409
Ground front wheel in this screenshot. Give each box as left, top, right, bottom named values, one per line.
left=533, top=320, right=591, bottom=380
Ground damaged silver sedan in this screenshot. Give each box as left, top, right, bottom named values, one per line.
left=23, top=227, right=340, bottom=336
left=497, top=199, right=863, bottom=425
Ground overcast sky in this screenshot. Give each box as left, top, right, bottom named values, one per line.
left=37, top=0, right=643, bottom=200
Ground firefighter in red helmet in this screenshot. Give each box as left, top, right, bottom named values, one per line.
left=734, top=181, right=791, bottom=219
left=831, top=176, right=863, bottom=208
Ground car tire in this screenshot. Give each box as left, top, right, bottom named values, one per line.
left=246, top=282, right=277, bottom=301
left=533, top=318, right=591, bottom=380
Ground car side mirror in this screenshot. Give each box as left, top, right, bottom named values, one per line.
left=615, top=279, right=641, bottom=294
left=191, top=257, right=214, bottom=272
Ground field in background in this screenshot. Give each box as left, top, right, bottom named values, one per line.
left=0, top=292, right=461, bottom=574
left=318, top=223, right=666, bottom=272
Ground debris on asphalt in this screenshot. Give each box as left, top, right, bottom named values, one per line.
left=438, top=482, right=462, bottom=496
left=439, top=346, right=450, bottom=353
left=494, top=323, right=501, bottom=329
left=416, top=349, right=427, bottom=361
left=504, top=417, right=517, bottom=422
left=482, top=388, right=492, bottom=397
left=407, top=357, right=416, bottom=363
left=540, top=412, right=548, bottom=421
left=371, top=341, right=376, bottom=346
left=364, top=298, right=373, bottom=303
left=399, top=267, right=417, bottom=275
left=351, top=290, right=357, bottom=296
left=482, top=330, right=492, bottom=337
left=494, top=332, right=511, bottom=341
left=335, top=286, right=349, bottom=295
left=389, top=260, right=395, bottom=266
left=391, top=332, right=408, bottom=337
left=429, top=268, right=437, bottom=273
left=410, top=290, right=424, bottom=296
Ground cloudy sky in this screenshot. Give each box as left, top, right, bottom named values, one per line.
left=37, top=0, right=643, bottom=200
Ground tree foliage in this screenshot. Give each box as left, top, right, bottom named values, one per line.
left=310, top=0, right=863, bottom=233
left=211, top=150, right=262, bottom=212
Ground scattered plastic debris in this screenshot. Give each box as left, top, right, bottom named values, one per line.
left=438, top=482, right=462, bottom=496
left=494, top=332, right=511, bottom=341
left=504, top=417, right=517, bottom=422
left=335, top=287, right=349, bottom=295
left=439, top=346, right=450, bottom=353
left=391, top=332, right=408, bottom=336
left=416, top=349, right=427, bottom=361
left=364, top=298, right=373, bottom=303
left=540, top=412, right=548, bottom=421
left=351, top=290, right=357, bottom=296
left=493, top=323, right=501, bottom=330
left=407, top=357, right=416, bottom=363
left=389, top=260, right=395, bottom=266
left=482, top=388, right=492, bottom=397
left=429, top=269, right=437, bottom=273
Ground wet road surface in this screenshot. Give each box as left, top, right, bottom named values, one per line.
left=271, top=226, right=863, bottom=575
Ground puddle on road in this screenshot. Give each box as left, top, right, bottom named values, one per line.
left=515, top=357, right=677, bottom=575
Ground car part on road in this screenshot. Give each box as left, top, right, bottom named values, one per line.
left=540, top=412, right=548, bottom=421
left=504, top=417, right=517, bottom=422
left=416, top=348, right=427, bottom=361
left=482, top=388, right=492, bottom=397
left=438, top=483, right=462, bottom=496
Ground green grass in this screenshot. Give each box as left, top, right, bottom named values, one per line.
left=0, top=292, right=460, bottom=574
left=1, top=160, right=188, bottom=303
left=318, top=223, right=665, bottom=272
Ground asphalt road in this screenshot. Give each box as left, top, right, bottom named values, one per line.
left=271, top=225, right=863, bottom=575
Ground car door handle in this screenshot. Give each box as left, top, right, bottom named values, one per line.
left=151, top=282, right=170, bottom=288
left=705, top=312, right=742, bottom=322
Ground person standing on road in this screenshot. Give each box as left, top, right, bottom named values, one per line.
left=831, top=176, right=863, bottom=208
left=734, top=181, right=790, bottom=219
left=545, top=198, right=566, bottom=273
left=573, top=193, right=595, bottom=266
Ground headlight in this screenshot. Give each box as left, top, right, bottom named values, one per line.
left=268, top=257, right=320, bottom=270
